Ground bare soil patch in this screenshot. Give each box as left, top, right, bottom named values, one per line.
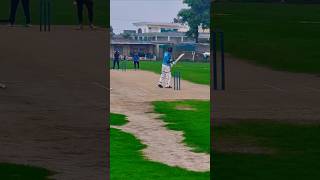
left=0, top=26, right=107, bottom=180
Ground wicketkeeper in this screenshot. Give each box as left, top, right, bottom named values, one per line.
left=158, top=47, right=174, bottom=88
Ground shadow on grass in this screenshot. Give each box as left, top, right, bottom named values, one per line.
left=0, top=163, right=54, bottom=180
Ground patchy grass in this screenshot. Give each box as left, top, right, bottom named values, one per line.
left=153, top=100, right=210, bottom=153
left=110, top=113, right=210, bottom=179
left=110, top=113, right=128, bottom=126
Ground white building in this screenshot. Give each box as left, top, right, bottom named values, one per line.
left=133, top=22, right=188, bottom=33
left=129, top=22, right=210, bottom=44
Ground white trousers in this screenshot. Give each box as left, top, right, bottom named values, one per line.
left=159, top=64, right=171, bottom=87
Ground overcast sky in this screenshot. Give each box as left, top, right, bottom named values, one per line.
left=111, top=0, right=188, bottom=34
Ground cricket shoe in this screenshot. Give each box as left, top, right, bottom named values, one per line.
left=90, top=24, right=97, bottom=30
left=158, top=84, right=163, bottom=88
left=0, top=83, right=7, bottom=89
left=165, top=86, right=172, bottom=88
left=77, top=24, right=83, bottom=30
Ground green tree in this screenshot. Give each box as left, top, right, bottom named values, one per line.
left=121, top=32, right=132, bottom=39
left=110, top=26, right=114, bottom=36
left=178, top=0, right=210, bottom=43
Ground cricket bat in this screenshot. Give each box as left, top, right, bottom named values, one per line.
left=171, top=53, right=185, bottom=66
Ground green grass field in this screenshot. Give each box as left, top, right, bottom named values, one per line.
left=113, top=61, right=210, bottom=85
left=110, top=112, right=210, bottom=179
left=0, top=163, right=53, bottom=180
left=214, top=2, right=320, bottom=73
left=0, top=1, right=108, bottom=26
left=213, top=121, right=320, bottom=179
left=153, top=100, right=210, bottom=153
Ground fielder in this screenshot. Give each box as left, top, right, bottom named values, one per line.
left=113, top=50, right=120, bottom=69
left=158, top=47, right=174, bottom=88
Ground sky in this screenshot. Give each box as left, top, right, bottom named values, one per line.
left=111, top=0, right=188, bottom=34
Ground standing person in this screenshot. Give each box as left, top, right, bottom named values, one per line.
left=9, top=0, right=31, bottom=27
left=73, top=0, right=95, bottom=30
left=113, top=50, right=120, bottom=69
left=158, top=47, right=173, bottom=88
left=133, top=52, right=140, bottom=70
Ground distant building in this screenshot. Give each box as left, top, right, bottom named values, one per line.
left=131, top=22, right=209, bottom=43
left=133, top=32, right=194, bottom=44
left=198, top=27, right=210, bottom=33
left=111, top=40, right=157, bottom=60
left=199, top=32, right=210, bottom=43
left=123, top=30, right=136, bottom=35
left=133, top=22, right=188, bottom=33
left=130, top=22, right=192, bottom=44
left=110, top=22, right=210, bottom=60
left=198, top=26, right=210, bottom=43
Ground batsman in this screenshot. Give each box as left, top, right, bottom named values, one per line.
left=158, top=47, right=184, bottom=88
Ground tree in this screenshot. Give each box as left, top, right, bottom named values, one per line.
left=178, top=0, right=210, bottom=43
left=173, top=17, right=184, bottom=24
left=110, top=26, right=114, bottom=36
left=121, top=32, right=131, bottom=39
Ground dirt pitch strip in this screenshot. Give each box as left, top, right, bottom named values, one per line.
left=110, top=70, right=210, bottom=172
left=214, top=54, right=320, bottom=124
left=0, top=26, right=107, bottom=180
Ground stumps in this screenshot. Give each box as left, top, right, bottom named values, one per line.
left=40, top=0, right=51, bottom=32
left=213, top=30, right=225, bottom=91
left=174, top=71, right=181, bottom=91
left=120, top=60, right=127, bottom=71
